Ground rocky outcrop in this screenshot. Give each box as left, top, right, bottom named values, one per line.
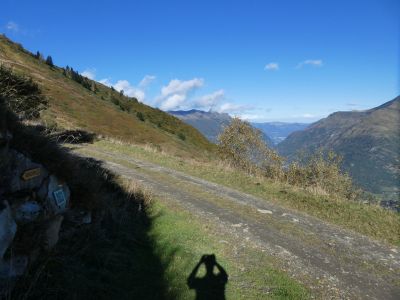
left=0, top=130, right=77, bottom=294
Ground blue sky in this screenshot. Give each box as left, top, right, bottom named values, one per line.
left=1, top=0, right=399, bottom=122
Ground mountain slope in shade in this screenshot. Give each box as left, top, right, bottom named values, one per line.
left=251, top=122, right=310, bottom=145
left=0, top=35, right=213, bottom=157
left=169, top=109, right=274, bottom=146
left=278, top=97, right=400, bottom=196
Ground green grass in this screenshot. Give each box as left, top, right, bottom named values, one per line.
left=87, top=139, right=400, bottom=246
left=148, top=199, right=310, bottom=299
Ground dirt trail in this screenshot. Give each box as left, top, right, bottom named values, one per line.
left=75, top=146, right=400, bottom=299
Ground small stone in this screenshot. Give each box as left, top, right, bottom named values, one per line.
left=14, top=201, right=42, bottom=223
left=292, top=218, right=299, bottom=223
left=257, top=209, right=273, bottom=214
left=81, top=211, right=92, bottom=224
left=232, top=223, right=242, bottom=228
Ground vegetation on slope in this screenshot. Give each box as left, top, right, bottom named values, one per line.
left=0, top=34, right=214, bottom=158
left=278, top=97, right=400, bottom=198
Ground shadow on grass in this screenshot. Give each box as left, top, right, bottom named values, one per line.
left=188, top=254, right=228, bottom=300
left=2, top=114, right=178, bottom=299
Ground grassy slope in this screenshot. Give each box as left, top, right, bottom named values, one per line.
left=0, top=35, right=214, bottom=158
left=85, top=139, right=400, bottom=245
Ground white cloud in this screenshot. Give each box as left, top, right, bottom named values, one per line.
left=139, top=75, right=156, bottom=88
left=6, top=21, right=19, bottom=32
left=264, top=62, right=279, bottom=71
left=97, top=74, right=156, bottom=102
left=160, top=94, right=187, bottom=111
left=99, top=78, right=112, bottom=86
left=194, top=89, right=225, bottom=109
left=301, top=113, right=316, bottom=118
left=158, top=78, right=204, bottom=110
left=239, top=114, right=266, bottom=121
left=161, top=78, right=203, bottom=97
left=113, top=80, right=145, bottom=101
left=217, top=102, right=252, bottom=113
left=81, top=68, right=96, bottom=80
left=296, top=59, right=323, bottom=69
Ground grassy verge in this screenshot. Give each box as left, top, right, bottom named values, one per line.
left=84, top=139, right=400, bottom=245
left=148, top=198, right=310, bottom=299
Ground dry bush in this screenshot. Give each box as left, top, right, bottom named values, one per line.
left=217, top=117, right=283, bottom=179
left=217, top=118, right=361, bottom=200
left=0, top=65, right=48, bottom=119
left=286, top=149, right=360, bottom=200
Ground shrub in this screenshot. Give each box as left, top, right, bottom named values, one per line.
left=218, top=117, right=361, bottom=200
left=177, top=132, right=186, bottom=141
left=0, top=65, right=48, bottom=119
left=286, top=149, right=360, bottom=199
left=217, top=117, right=283, bottom=178
left=136, top=111, right=145, bottom=122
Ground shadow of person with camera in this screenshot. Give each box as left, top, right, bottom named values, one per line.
left=187, top=254, right=228, bottom=300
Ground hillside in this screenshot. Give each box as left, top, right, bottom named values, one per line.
left=169, top=109, right=274, bottom=146
left=278, top=97, right=400, bottom=197
left=0, top=35, right=214, bottom=158
left=252, top=122, right=309, bottom=145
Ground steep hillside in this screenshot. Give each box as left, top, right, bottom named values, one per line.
left=169, top=109, right=274, bottom=146
left=252, top=122, right=309, bottom=145
left=0, top=35, right=214, bottom=158
left=278, top=97, right=400, bottom=196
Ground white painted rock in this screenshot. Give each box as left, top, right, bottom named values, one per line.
left=257, top=209, right=273, bottom=214
left=38, top=175, right=70, bottom=215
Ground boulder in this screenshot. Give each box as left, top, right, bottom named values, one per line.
left=37, top=175, right=70, bottom=215
left=8, top=151, right=49, bottom=194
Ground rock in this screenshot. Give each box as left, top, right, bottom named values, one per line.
left=37, top=175, right=70, bottom=215
left=8, top=150, right=49, bottom=194
left=0, top=201, right=16, bottom=259
left=14, top=201, right=42, bottom=223
left=43, top=215, right=64, bottom=250
left=257, top=209, right=273, bottom=214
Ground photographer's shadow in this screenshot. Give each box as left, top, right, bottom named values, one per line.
left=187, top=254, right=228, bottom=300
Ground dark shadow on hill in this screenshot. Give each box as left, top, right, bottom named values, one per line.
left=1, top=103, right=176, bottom=299
left=187, top=254, right=228, bottom=300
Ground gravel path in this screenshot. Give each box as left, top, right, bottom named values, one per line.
left=76, top=146, right=400, bottom=299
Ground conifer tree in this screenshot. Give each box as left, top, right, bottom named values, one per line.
left=45, top=55, right=54, bottom=67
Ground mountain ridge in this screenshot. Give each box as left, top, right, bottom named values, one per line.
left=169, top=109, right=274, bottom=146
left=278, top=96, right=400, bottom=197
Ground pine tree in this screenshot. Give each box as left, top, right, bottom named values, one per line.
left=45, top=55, right=54, bottom=67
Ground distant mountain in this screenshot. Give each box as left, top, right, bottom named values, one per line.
left=251, top=122, right=310, bottom=145
left=277, top=97, right=400, bottom=198
left=169, top=109, right=274, bottom=146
